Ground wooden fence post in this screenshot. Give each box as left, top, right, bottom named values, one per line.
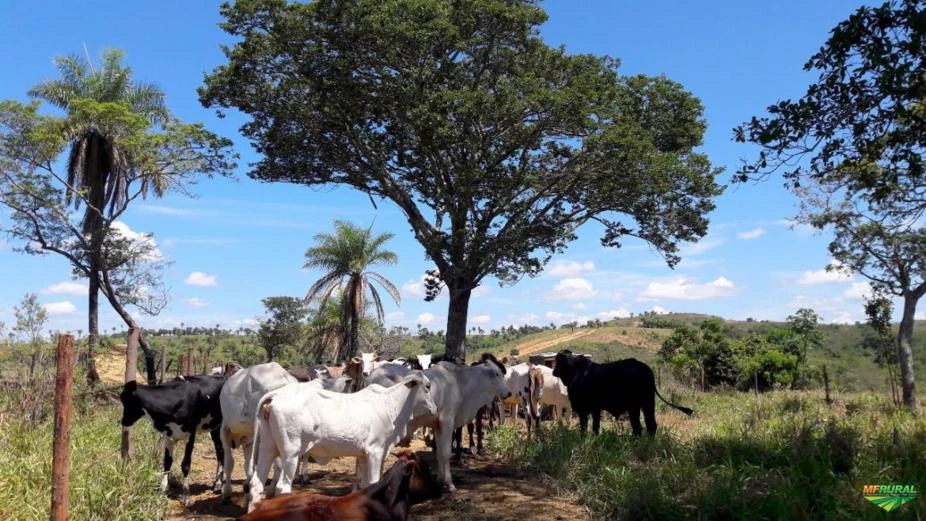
left=203, top=349, right=209, bottom=375
left=177, top=355, right=184, bottom=377
left=823, top=364, right=832, bottom=404
left=159, top=342, right=166, bottom=384
left=121, top=328, right=139, bottom=461
left=50, top=334, right=76, bottom=521
left=187, top=347, right=194, bottom=375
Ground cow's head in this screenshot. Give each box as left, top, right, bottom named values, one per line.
left=416, top=354, right=432, bottom=369
left=475, top=352, right=511, bottom=400
left=322, top=375, right=354, bottom=393
left=345, top=357, right=364, bottom=391
left=553, top=350, right=588, bottom=386
left=391, top=449, right=443, bottom=504
left=401, top=372, right=437, bottom=418
left=360, top=352, right=379, bottom=375
left=119, top=382, right=145, bottom=427
left=528, top=365, right=545, bottom=415
left=223, top=362, right=243, bottom=378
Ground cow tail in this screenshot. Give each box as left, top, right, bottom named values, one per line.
left=654, top=386, right=694, bottom=416
left=247, top=392, right=276, bottom=480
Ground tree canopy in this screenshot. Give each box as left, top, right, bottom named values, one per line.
left=1, top=49, right=237, bottom=383
left=735, top=0, right=926, bottom=411
left=200, top=0, right=723, bottom=359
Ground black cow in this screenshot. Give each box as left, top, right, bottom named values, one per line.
left=552, top=350, right=693, bottom=436
left=120, top=374, right=226, bottom=505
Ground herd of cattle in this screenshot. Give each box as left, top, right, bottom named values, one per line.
left=118, top=350, right=693, bottom=520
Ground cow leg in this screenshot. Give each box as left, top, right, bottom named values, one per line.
left=476, top=410, right=485, bottom=455
left=246, top=433, right=277, bottom=512
left=210, top=428, right=224, bottom=494
left=365, top=450, right=384, bottom=486
left=628, top=407, right=644, bottom=437
left=274, top=451, right=298, bottom=497
left=591, top=411, right=602, bottom=435
left=452, top=427, right=463, bottom=463
left=466, top=421, right=475, bottom=454
left=161, top=435, right=175, bottom=493
left=578, top=412, right=589, bottom=435
left=436, top=423, right=456, bottom=492
left=220, top=428, right=234, bottom=502
left=180, top=432, right=196, bottom=506
left=643, top=405, right=657, bottom=436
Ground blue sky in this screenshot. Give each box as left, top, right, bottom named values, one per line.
left=3, top=0, right=918, bottom=337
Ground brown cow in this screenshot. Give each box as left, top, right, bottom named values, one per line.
left=235, top=450, right=441, bottom=521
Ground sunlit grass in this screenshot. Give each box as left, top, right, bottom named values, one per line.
left=490, top=390, right=925, bottom=520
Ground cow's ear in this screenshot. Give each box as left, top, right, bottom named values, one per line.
left=404, top=378, right=421, bottom=388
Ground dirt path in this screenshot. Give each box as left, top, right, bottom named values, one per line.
left=513, top=330, right=595, bottom=356
left=166, top=438, right=591, bottom=521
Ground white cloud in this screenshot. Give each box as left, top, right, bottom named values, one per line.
left=417, top=312, right=436, bottom=326
left=828, top=311, right=855, bottom=325
left=545, top=311, right=566, bottom=320
left=185, top=297, right=209, bottom=308
left=916, top=312, right=925, bottom=320
left=651, top=306, right=668, bottom=314
left=510, top=313, right=540, bottom=325
left=472, top=314, right=492, bottom=324
left=573, top=302, right=588, bottom=311
left=44, top=281, right=87, bottom=296
left=798, top=261, right=853, bottom=285
left=844, top=282, right=873, bottom=300
left=44, top=301, right=76, bottom=315
left=680, top=238, right=725, bottom=257
left=386, top=311, right=405, bottom=321
left=184, top=271, right=218, bottom=287
left=737, top=227, right=767, bottom=240
left=547, top=278, right=597, bottom=301
left=111, top=221, right=162, bottom=261
left=638, top=276, right=738, bottom=301
left=137, top=204, right=195, bottom=216
left=597, top=308, right=630, bottom=319
left=472, top=285, right=491, bottom=298
left=549, top=260, right=596, bottom=278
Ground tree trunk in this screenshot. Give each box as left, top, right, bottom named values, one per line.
left=444, top=285, right=473, bottom=362
left=99, top=272, right=158, bottom=384
left=86, top=267, right=101, bottom=385
left=897, top=295, right=919, bottom=413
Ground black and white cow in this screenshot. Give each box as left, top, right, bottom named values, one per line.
left=120, top=374, right=226, bottom=505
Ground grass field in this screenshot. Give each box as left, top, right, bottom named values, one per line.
left=490, top=389, right=925, bottom=520
left=0, top=387, right=168, bottom=521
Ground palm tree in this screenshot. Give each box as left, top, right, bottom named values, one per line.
left=304, top=221, right=400, bottom=362
left=28, top=48, right=168, bottom=382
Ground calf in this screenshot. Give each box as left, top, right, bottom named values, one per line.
left=500, top=363, right=544, bottom=438
left=553, top=350, right=693, bottom=436
left=246, top=374, right=436, bottom=511
left=536, top=365, right=571, bottom=422
left=119, top=375, right=225, bottom=505
left=366, top=353, right=512, bottom=491
left=236, top=450, right=441, bottom=521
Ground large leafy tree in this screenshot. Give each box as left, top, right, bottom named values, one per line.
left=303, top=220, right=400, bottom=363
left=28, top=49, right=168, bottom=379
left=735, top=0, right=926, bottom=411
left=1, top=50, right=237, bottom=383
left=13, top=293, right=49, bottom=379
left=200, top=0, right=723, bottom=360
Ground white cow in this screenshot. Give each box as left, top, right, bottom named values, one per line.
left=245, top=373, right=436, bottom=512
left=537, top=364, right=571, bottom=421
left=417, top=354, right=433, bottom=369
left=218, top=362, right=297, bottom=501
left=219, top=363, right=356, bottom=501
left=501, top=363, right=544, bottom=436
left=366, top=355, right=512, bottom=491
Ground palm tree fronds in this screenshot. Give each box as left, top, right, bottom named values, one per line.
left=366, top=272, right=401, bottom=305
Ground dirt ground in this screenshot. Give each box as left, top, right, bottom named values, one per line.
left=165, top=437, right=592, bottom=521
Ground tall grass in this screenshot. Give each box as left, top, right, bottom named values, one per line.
left=0, top=392, right=168, bottom=520
left=490, top=391, right=925, bottom=520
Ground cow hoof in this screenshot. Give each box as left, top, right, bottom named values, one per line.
left=181, top=495, right=193, bottom=508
